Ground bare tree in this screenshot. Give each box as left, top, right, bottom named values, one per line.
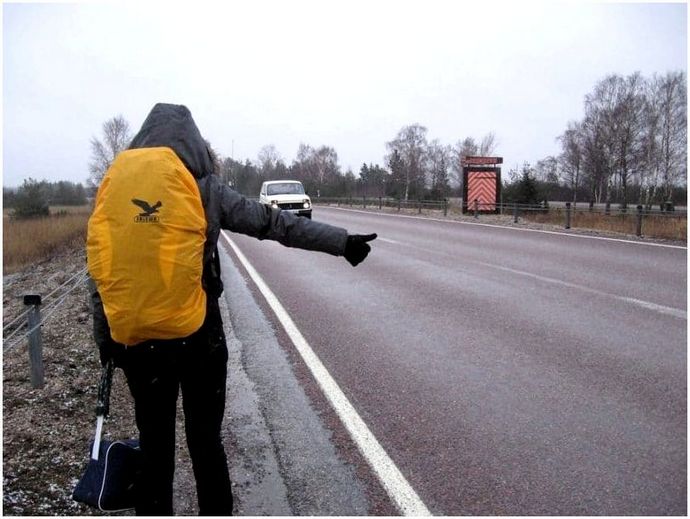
left=654, top=71, right=687, bottom=201
left=455, top=137, right=478, bottom=160
left=581, top=73, right=650, bottom=207
left=534, top=156, right=559, bottom=183
left=451, top=137, right=477, bottom=187
left=558, top=121, right=584, bottom=206
left=638, top=80, right=663, bottom=208
left=290, top=143, right=340, bottom=195
left=612, top=73, right=645, bottom=208
left=386, top=124, right=428, bottom=201
left=292, top=143, right=316, bottom=182
left=582, top=76, right=620, bottom=204
left=427, top=140, right=452, bottom=199
left=313, top=146, right=340, bottom=187
left=88, top=115, right=132, bottom=187
left=257, top=144, right=282, bottom=179
left=478, top=132, right=498, bottom=156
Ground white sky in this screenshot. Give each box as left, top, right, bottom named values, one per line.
left=2, top=0, right=687, bottom=187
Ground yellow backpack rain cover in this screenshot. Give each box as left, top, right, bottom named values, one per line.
left=87, top=147, right=207, bottom=346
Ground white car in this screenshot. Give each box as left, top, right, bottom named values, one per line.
left=259, top=180, right=312, bottom=219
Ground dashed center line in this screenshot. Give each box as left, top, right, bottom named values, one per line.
left=477, top=262, right=686, bottom=320
left=375, top=237, right=685, bottom=320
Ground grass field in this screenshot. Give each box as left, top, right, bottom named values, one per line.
left=3, top=206, right=91, bottom=274
left=522, top=209, right=687, bottom=241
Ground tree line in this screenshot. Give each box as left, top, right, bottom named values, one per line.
left=86, top=114, right=498, bottom=201
left=211, top=130, right=497, bottom=202
left=552, top=71, right=686, bottom=208
left=85, top=71, right=685, bottom=207
left=4, top=179, right=87, bottom=218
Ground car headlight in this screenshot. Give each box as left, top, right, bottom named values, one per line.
left=303, top=200, right=311, bottom=209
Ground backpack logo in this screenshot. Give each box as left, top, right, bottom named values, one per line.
left=132, top=198, right=162, bottom=222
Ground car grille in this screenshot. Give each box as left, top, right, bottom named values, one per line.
left=278, top=202, right=306, bottom=210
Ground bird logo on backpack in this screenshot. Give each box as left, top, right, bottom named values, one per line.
left=131, top=199, right=162, bottom=221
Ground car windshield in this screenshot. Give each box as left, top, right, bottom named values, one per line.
left=267, top=183, right=305, bottom=196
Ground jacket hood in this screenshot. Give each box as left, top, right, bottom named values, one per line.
left=128, top=103, right=213, bottom=179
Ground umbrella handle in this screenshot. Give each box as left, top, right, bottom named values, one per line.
left=95, top=358, right=114, bottom=418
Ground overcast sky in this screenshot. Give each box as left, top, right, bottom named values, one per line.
left=3, top=0, right=687, bottom=188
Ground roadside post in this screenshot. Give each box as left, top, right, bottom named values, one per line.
left=443, top=198, right=448, bottom=217
left=474, top=199, right=479, bottom=219
left=513, top=203, right=518, bottom=223
left=636, top=205, right=643, bottom=237
left=565, top=202, right=571, bottom=229
left=23, top=294, right=44, bottom=389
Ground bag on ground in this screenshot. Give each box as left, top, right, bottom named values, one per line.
left=73, top=360, right=143, bottom=512
left=73, top=439, right=142, bottom=512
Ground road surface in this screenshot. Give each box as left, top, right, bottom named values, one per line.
left=219, top=206, right=686, bottom=515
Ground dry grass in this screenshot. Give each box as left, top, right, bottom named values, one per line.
left=3, top=209, right=90, bottom=274
left=524, top=210, right=687, bottom=241
left=49, top=205, right=93, bottom=215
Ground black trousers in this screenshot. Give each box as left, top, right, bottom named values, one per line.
left=121, top=298, right=233, bottom=515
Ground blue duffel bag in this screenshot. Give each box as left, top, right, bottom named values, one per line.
left=73, top=360, right=143, bottom=512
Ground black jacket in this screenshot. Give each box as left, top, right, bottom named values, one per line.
left=91, top=103, right=348, bottom=349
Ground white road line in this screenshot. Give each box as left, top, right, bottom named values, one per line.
left=377, top=237, right=402, bottom=245
left=618, top=297, right=688, bottom=320
left=221, top=231, right=431, bottom=516
left=479, top=262, right=687, bottom=320
left=324, top=207, right=687, bottom=250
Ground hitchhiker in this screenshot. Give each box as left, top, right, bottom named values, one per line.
left=87, top=103, right=376, bottom=515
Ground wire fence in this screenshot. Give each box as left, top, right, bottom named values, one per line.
left=3, top=266, right=89, bottom=353
left=316, top=196, right=453, bottom=215
left=312, top=197, right=686, bottom=241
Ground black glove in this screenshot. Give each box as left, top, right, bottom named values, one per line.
left=344, top=233, right=377, bottom=267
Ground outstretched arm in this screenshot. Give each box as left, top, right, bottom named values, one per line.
left=215, top=182, right=375, bottom=265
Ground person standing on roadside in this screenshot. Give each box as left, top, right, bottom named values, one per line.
left=88, top=103, right=377, bottom=515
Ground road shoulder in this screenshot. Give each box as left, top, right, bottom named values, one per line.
left=219, top=245, right=370, bottom=515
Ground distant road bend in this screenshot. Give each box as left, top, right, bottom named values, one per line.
left=221, top=206, right=686, bottom=516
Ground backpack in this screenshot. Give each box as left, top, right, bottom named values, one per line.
left=87, top=147, right=208, bottom=346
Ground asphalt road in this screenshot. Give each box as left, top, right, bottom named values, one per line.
left=220, top=206, right=686, bottom=516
